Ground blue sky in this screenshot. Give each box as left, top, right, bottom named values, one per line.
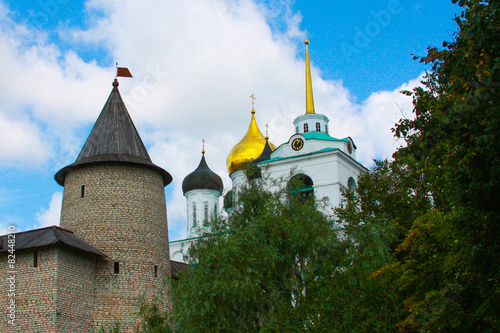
left=0, top=0, right=461, bottom=240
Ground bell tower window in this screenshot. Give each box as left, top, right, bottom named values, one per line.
left=287, top=174, right=314, bottom=203
left=316, top=122, right=321, bottom=132
left=303, top=123, right=309, bottom=133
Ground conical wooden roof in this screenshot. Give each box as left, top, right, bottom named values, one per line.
left=55, top=79, right=172, bottom=186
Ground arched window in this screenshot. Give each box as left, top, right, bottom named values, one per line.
left=288, top=174, right=314, bottom=202
left=295, top=126, right=299, bottom=134
left=214, top=202, right=218, bottom=214
left=304, top=123, right=309, bottom=133
left=348, top=177, right=357, bottom=192
left=316, top=122, right=321, bottom=132
left=325, top=125, right=328, bottom=133
left=192, top=202, right=197, bottom=227
left=204, top=201, right=209, bottom=221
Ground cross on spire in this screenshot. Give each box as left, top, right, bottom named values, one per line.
left=250, top=94, right=256, bottom=110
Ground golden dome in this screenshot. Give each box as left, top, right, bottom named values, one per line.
left=227, top=109, right=276, bottom=174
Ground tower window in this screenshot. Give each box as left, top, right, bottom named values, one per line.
left=214, top=203, right=218, bottom=214
left=81, top=185, right=85, bottom=198
left=33, top=251, right=38, bottom=268
left=192, top=202, right=197, bottom=227
left=204, top=201, right=209, bottom=221
left=154, top=265, right=158, bottom=278
left=288, top=174, right=314, bottom=203
left=316, top=122, right=321, bottom=132
left=325, top=125, right=328, bottom=133
left=348, top=177, right=357, bottom=192
left=304, top=123, right=309, bottom=133
left=114, top=261, right=120, bottom=274
left=295, top=126, right=299, bottom=134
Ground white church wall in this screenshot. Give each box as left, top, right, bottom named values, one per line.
left=184, top=189, right=221, bottom=238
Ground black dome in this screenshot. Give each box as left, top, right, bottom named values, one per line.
left=250, top=138, right=274, bottom=165
left=182, top=153, right=223, bottom=194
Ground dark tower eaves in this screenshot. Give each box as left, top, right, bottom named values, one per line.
left=55, top=79, right=172, bottom=186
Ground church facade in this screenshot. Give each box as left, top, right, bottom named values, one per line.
left=170, top=40, right=367, bottom=263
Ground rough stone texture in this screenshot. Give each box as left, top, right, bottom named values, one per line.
left=60, top=163, right=170, bottom=332
left=56, top=248, right=97, bottom=332
left=0, top=246, right=97, bottom=333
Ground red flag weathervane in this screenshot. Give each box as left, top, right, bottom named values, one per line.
left=116, top=63, right=133, bottom=78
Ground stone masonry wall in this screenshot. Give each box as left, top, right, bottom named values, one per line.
left=55, top=247, right=97, bottom=332
left=0, top=247, right=58, bottom=332
left=59, top=164, right=171, bottom=332
left=0, top=246, right=96, bottom=333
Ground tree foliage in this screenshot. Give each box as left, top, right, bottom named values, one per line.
left=169, top=170, right=413, bottom=332
left=170, top=176, right=344, bottom=332
left=362, top=0, right=499, bottom=331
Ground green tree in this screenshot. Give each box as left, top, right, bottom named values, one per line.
left=332, top=159, right=432, bottom=331
left=137, top=298, right=172, bottom=333
left=168, top=171, right=412, bottom=332
left=170, top=175, right=348, bottom=332
left=367, top=0, right=499, bottom=331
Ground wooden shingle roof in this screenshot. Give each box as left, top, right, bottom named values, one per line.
left=0, top=226, right=106, bottom=257
left=1, top=226, right=189, bottom=279
left=55, top=79, right=172, bottom=186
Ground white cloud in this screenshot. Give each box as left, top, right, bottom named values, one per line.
left=35, top=191, right=62, bottom=228
left=0, top=113, right=51, bottom=167
left=0, top=0, right=420, bottom=239
left=355, top=75, right=421, bottom=164
left=0, top=6, right=112, bottom=168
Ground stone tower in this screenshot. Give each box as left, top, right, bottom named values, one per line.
left=55, top=79, right=172, bottom=331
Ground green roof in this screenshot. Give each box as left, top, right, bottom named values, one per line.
left=302, top=132, right=348, bottom=142
left=262, top=148, right=340, bottom=164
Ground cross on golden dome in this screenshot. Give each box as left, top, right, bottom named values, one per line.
left=250, top=94, right=256, bottom=113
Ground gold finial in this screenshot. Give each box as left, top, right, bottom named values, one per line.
left=250, top=94, right=256, bottom=114
left=202, top=139, right=205, bottom=154
left=305, top=38, right=315, bottom=114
